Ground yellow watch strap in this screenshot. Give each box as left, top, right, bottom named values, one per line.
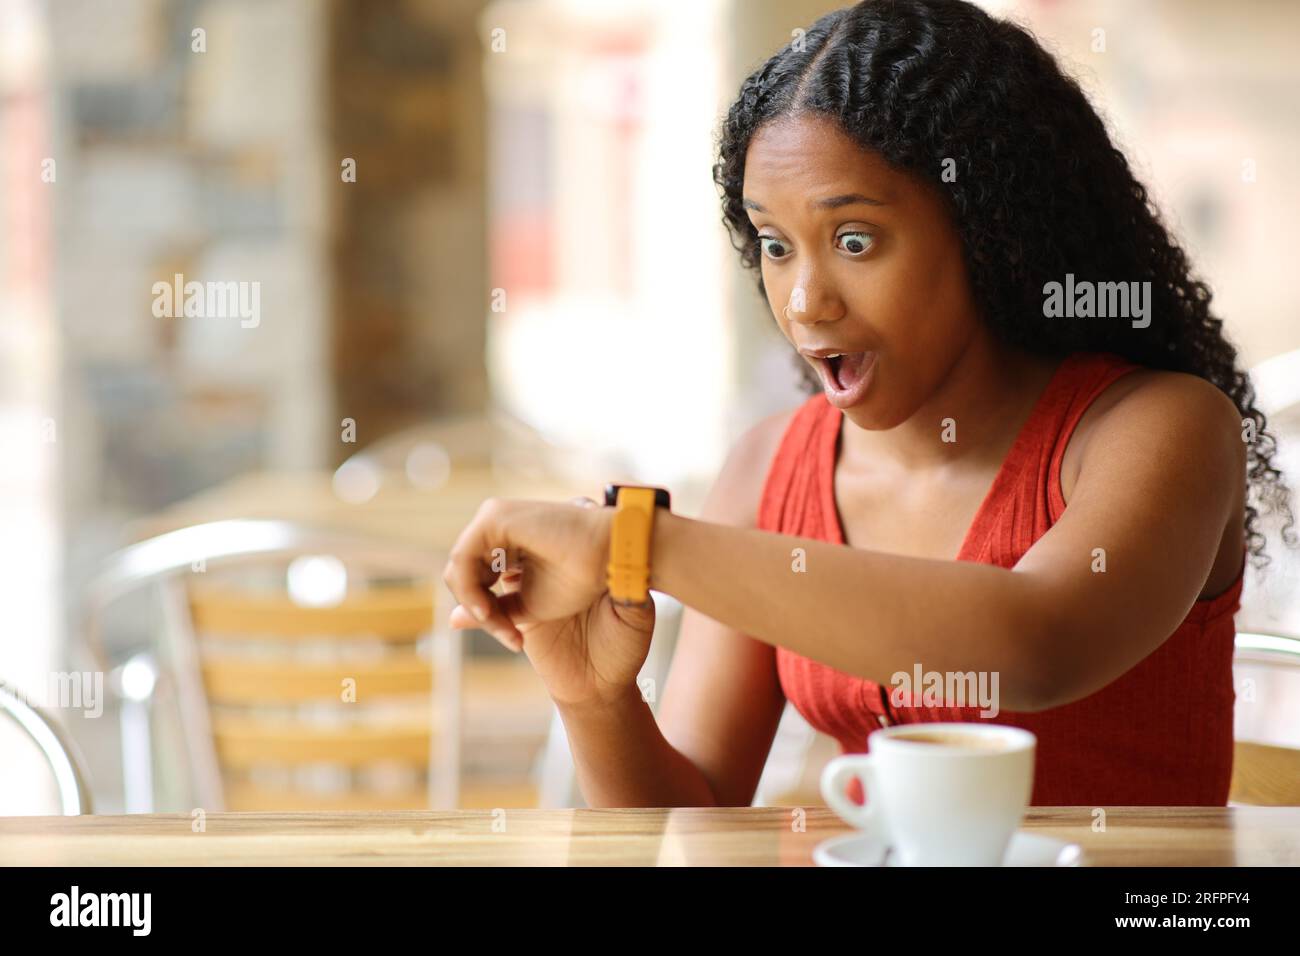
left=607, top=486, right=657, bottom=606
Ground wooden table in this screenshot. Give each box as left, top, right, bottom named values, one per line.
left=2, top=806, right=1296, bottom=866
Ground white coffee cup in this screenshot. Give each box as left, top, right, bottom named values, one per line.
left=819, top=723, right=1036, bottom=866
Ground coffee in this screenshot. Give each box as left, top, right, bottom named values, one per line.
left=821, top=722, right=1037, bottom=865
left=891, top=730, right=1011, bottom=751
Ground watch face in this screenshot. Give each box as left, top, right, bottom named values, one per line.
left=604, top=484, right=670, bottom=509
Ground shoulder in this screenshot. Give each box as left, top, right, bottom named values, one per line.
left=1077, top=366, right=1246, bottom=488
left=699, top=404, right=804, bottom=527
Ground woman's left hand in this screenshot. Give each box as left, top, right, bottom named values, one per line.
left=441, top=497, right=613, bottom=644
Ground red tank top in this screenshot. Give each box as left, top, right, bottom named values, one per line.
left=758, top=351, right=1244, bottom=806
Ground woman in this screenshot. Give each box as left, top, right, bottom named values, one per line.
left=443, top=0, right=1294, bottom=808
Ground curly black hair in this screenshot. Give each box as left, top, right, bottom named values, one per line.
left=713, top=0, right=1294, bottom=568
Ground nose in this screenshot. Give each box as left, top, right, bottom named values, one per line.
left=783, top=263, right=846, bottom=326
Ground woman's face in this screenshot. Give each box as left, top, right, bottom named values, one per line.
left=742, top=112, right=983, bottom=430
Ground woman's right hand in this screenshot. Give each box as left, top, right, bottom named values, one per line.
left=447, top=497, right=658, bottom=708
left=457, top=588, right=656, bottom=708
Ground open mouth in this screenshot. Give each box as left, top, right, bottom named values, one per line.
left=826, top=354, right=846, bottom=387
left=820, top=351, right=871, bottom=388
left=811, top=351, right=877, bottom=407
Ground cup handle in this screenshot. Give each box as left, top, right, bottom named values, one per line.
left=820, top=755, right=886, bottom=842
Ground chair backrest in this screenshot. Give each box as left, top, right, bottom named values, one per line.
left=1248, top=348, right=1300, bottom=421
left=190, top=576, right=437, bottom=811
left=1239, top=352, right=1300, bottom=638
left=1233, top=354, right=1300, bottom=804
left=1231, top=632, right=1300, bottom=805
left=0, top=681, right=94, bottom=815
left=85, top=520, right=460, bottom=812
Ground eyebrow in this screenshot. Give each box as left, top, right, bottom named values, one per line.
left=742, top=193, right=886, bottom=213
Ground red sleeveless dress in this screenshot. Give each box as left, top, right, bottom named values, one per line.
left=758, top=351, right=1244, bottom=806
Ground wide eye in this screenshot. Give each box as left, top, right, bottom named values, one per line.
left=758, top=235, right=791, bottom=261
left=836, top=230, right=874, bottom=256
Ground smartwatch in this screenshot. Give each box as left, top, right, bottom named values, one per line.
left=603, top=484, right=671, bottom=606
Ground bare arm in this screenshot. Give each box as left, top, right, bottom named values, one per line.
left=647, top=374, right=1245, bottom=712
left=556, top=410, right=793, bottom=807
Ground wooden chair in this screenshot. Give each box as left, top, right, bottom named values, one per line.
left=1230, top=632, right=1300, bottom=806
left=1226, top=354, right=1300, bottom=804
left=84, top=520, right=460, bottom=812
left=190, top=581, right=438, bottom=811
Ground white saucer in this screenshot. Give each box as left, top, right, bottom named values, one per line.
left=813, top=830, right=1084, bottom=867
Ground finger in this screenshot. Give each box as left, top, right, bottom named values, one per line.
left=496, top=590, right=542, bottom=631
left=448, top=604, right=478, bottom=630
left=442, top=500, right=521, bottom=644
left=451, top=604, right=522, bottom=652
left=462, top=586, right=522, bottom=647
left=477, top=587, right=522, bottom=647
left=497, top=567, right=523, bottom=596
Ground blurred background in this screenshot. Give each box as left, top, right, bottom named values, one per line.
left=2, top=0, right=1298, bottom=815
